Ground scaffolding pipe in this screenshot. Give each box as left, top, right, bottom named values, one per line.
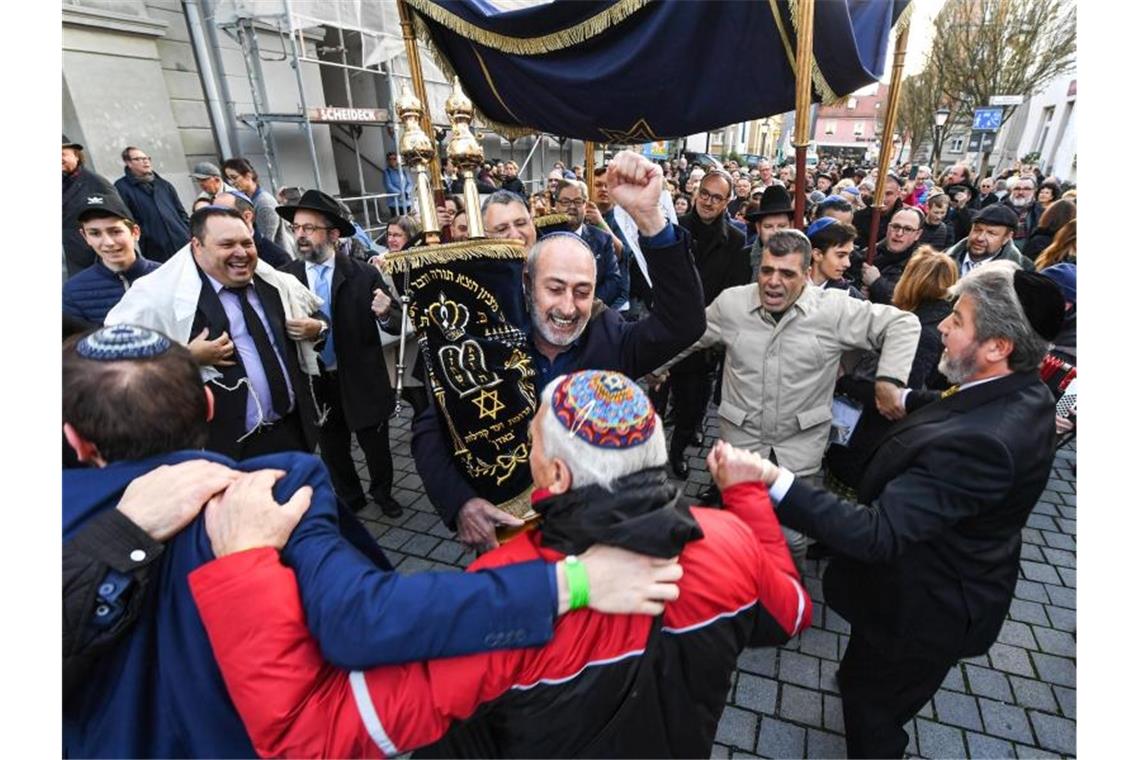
left=235, top=17, right=283, bottom=191
left=284, top=1, right=323, bottom=191
left=866, top=17, right=911, bottom=261
left=183, top=0, right=236, bottom=159
left=396, top=0, right=443, bottom=191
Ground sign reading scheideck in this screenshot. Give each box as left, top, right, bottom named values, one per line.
left=307, top=107, right=389, bottom=123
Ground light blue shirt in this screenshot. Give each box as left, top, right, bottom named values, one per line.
left=204, top=273, right=295, bottom=432
left=306, top=258, right=336, bottom=370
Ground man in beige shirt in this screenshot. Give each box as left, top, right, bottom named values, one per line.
left=660, top=229, right=920, bottom=569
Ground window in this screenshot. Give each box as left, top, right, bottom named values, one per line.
left=824, top=120, right=837, bottom=135
left=949, top=136, right=965, bottom=153
left=853, top=121, right=865, bottom=137
left=847, top=97, right=858, bottom=109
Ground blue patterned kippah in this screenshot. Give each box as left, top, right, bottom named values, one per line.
left=550, top=370, right=656, bottom=449
left=76, top=325, right=172, bottom=361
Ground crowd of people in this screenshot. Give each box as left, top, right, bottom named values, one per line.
left=62, top=134, right=1076, bottom=758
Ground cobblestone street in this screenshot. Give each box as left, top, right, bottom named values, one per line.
left=352, top=406, right=1077, bottom=759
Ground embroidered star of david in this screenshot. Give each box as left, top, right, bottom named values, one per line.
left=473, top=387, right=505, bottom=420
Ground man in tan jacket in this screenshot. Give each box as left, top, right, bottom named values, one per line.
left=660, top=229, right=920, bottom=569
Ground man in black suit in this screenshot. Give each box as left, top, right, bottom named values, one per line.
left=752, top=261, right=1066, bottom=758
left=279, top=190, right=404, bottom=517
left=664, top=169, right=750, bottom=478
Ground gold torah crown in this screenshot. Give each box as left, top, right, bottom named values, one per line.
left=445, top=77, right=482, bottom=167
left=396, top=86, right=434, bottom=164
left=427, top=294, right=470, bottom=341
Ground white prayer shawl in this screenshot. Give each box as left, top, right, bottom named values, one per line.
left=611, top=189, right=679, bottom=289
left=105, top=244, right=324, bottom=382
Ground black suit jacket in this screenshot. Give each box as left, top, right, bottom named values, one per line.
left=286, top=254, right=398, bottom=430
left=779, top=371, right=1056, bottom=658
left=191, top=271, right=319, bottom=457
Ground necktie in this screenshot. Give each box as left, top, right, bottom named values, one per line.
left=313, top=265, right=335, bottom=368
left=227, top=285, right=291, bottom=417
left=941, top=385, right=960, bottom=399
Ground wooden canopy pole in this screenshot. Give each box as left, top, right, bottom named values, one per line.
left=866, top=18, right=910, bottom=262
left=792, top=0, right=815, bottom=229
left=584, top=141, right=596, bottom=197
left=397, top=0, right=443, bottom=192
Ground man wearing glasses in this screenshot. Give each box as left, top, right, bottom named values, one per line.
left=860, top=206, right=925, bottom=304
left=663, top=170, right=750, bottom=478
left=1001, top=177, right=1045, bottom=251
left=551, top=179, right=623, bottom=307
left=114, top=146, right=190, bottom=263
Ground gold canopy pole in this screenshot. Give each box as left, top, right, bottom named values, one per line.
left=866, top=17, right=911, bottom=262
left=397, top=0, right=443, bottom=191
left=584, top=141, right=597, bottom=197
left=792, top=0, right=815, bottom=229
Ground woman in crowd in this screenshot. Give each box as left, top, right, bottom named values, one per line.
left=222, top=157, right=289, bottom=252
left=1023, top=199, right=1075, bottom=263
left=1035, top=218, right=1077, bottom=271
left=1036, top=180, right=1062, bottom=209
left=674, top=194, right=692, bottom=216
left=383, top=215, right=420, bottom=253
left=372, top=214, right=427, bottom=416
left=825, top=248, right=957, bottom=497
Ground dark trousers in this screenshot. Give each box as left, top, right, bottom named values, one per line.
left=239, top=410, right=307, bottom=459
left=668, top=370, right=715, bottom=458
left=316, top=372, right=394, bottom=508
left=837, top=629, right=957, bottom=758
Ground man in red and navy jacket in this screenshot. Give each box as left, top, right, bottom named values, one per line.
left=191, top=370, right=810, bottom=758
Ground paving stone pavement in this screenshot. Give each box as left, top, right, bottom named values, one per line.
left=350, top=405, right=1076, bottom=759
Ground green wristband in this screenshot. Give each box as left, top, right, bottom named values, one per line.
left=564, top=555, right=590, bottom=611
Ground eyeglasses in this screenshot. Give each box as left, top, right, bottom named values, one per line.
left=697, top=188, right=728, bottom=204
left=128, top=155, right=151, bottom=163
left=290, top=223, right=333, bottom=235
left=888, top=223, right=920, bottom=234
left=556, top=198, right=586, bottom=207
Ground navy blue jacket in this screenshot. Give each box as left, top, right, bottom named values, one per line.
left=579, top=223, right=623, bottom=307
left=114, top=171, right=190, bottom=263
left=62, top=449, right=560, bottom=758
left=62, top=255, right=160, bottom=326
left=413, top=225, right=706, bottom=528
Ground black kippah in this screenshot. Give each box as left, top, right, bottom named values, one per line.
left=77, top=325, right=172, bottom=361
left=1012, top=270, right=1065, bottom=341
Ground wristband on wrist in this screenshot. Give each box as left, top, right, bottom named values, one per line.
left=563, top=555, right=590, bottom=611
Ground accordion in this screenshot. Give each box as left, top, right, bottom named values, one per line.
left=1039, top=353, right=1076, bottom=417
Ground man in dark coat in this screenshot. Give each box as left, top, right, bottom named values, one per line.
left=62, top=194, right=160, bottom=325
left=756, top=262, right=1066, bottom=758
left=1003, top=176, right=1045, bottom=251
left=62, top=135, right=123, bottom=278
left=553, top=179, right=623, bottom=307
left=667, top=169, right=750, bottom=477
left=280, top=190, right=404, bottom=517
left=853, top=172, right=904, bottom=248
left=413, top=151, right=707, bottom=549
left=860, top=206, right=924, bottom=304
left=114, top=145, right=191, bottom=263
left=945, top=204, right=1035, bottom=276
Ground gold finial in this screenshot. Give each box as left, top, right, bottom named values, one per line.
left=443, top=77, right=487, bottom=238
left=444, top=76, right=474, bottom=122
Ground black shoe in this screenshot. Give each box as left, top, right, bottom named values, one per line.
left=691, top=430, right=705, bottom=447
left=346, top=496, right=368, bottom=514
left=669, top=452, right=689, bottom=480
left=374, top=493, right=403, bottom=517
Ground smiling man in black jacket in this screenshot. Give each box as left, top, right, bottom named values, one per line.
left=412, top=150, right=707, bottom=550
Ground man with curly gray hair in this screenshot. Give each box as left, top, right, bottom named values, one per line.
left=753, top=260, right=1066, bottom=758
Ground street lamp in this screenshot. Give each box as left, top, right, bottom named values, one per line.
left=933, top=106, right=950, bottom=174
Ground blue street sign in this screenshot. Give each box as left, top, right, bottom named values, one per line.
left=972, top=107, right=1003, bottom=132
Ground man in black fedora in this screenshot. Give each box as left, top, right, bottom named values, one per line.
left=62, top=135, right=124, bottom=278
left=745, top=184, right=795, bottom=278
left=279, top=190, right=405, bottom=516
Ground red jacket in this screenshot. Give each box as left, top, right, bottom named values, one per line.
left=190, top=481, right=810, bottom=758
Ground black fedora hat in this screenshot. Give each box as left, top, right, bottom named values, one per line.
left=276, top=189, right=356, bottom=237
left=63, top=134, right=83, bottom=151
left=745, top=184, right=794, bottom=222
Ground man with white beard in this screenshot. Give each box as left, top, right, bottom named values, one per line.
left=1001, top=177, right=1045, bottom=251
left=412, top=151, right=707, bottom=550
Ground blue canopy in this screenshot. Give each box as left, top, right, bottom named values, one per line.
left=405, top=0, right=911, bottom=141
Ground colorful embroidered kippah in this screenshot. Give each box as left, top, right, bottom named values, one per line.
left=550, top=370, right=656, bottom=449
left=77, top=325, right=172, bottom=361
